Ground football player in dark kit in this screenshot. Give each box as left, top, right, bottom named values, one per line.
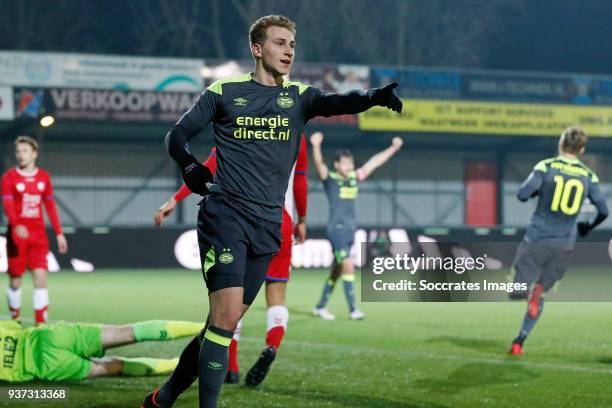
left=143, top=15, right=402, bottom=408
left=509, top=127, right=608, bottom=355
left=311, top=131, right=403, bottom=320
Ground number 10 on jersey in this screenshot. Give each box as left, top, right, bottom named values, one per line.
left=551, top=175, right=584, bottom=215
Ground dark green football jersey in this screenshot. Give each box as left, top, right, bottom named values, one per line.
left=180, top=73, right=376, bottom=223
left=323, top=170, right=359, bottom=230
left=518, top=155, right=605, bottom=245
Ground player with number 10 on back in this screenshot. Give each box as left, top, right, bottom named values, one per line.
left=508, top=127, right=608, bottom=356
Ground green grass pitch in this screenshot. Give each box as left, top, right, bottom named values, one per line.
left=2, top=269, right=612, bottom=407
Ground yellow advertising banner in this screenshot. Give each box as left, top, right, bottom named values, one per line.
left=359, top=99, right=612, bottom=137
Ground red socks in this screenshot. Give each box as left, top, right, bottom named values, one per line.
left=35, top=305, right=48, bottom=325
left=228, top=339, right=239, bottom=373
left=265, top=326, right=286, bottom=349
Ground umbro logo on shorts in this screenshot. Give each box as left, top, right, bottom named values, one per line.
left=208, top=361, right=223, bottom=370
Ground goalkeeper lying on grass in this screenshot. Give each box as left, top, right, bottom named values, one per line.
left=0, top=319, right=201, bottom=382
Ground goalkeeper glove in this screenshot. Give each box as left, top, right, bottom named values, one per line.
left=369, top=83, right=403, bottom=113
left=182, top=160, right=213, bottom=196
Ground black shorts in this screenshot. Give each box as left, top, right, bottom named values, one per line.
left=512, top=239, right=573, bottom=292
left=327, top=226, right=354, bottom=263
left=197, top=195, right=281, bottom=305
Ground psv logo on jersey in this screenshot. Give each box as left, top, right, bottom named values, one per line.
left=276, top=92, right=294, bottom=109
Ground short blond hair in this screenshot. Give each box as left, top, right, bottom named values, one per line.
left=249, top=15, right=296, bottom=45
left=560, top=127, right=587, bottom=154
left=14, top=135, right=39, bottom=152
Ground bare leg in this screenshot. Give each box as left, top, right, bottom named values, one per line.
left=100, top=320, right=202, bottom=351
left=31, top=268, right=47, bottom=288
left=87, top=357, right=124, bottom=378
left=101, top=325, right=135, bottom=350
left=265, top=281, right=287, bottom=307
left=9, top=276, right=21, bottom=290
left=88, top=356, right=179, bottom=378
left=209, top=287, right=248, bottom=330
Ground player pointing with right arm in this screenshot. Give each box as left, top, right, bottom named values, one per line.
left=144, top=14, right=402, bottom=408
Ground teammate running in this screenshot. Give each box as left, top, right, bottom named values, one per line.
left=2, top=136, right=68, bottom=324
left=154, top=135, right=308, bottom=387
left=0, top=319, right=201, bottom=382
left=143, top=14, right=402, bottom=408
left=311, top=132, right=403, bottom=320
left=509, top=127, right=608, bottom=355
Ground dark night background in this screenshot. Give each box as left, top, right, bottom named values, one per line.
left=489, top=0, right=612, bottom=74
left=2, top=0, right=612, bottom=75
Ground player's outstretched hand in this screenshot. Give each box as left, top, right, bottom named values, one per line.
left=182, top=162, right=212, bottom=196
left=577, top=221, right=591, bottom=237
left=310, top=132, right=324, bottom=146
left=57, top=234, right=68, bottom=254
left=391, top=137, right=403, bottom=149
left=370, top=83, right=403, bottom=113
left=154, top=198, right=177, bottom=226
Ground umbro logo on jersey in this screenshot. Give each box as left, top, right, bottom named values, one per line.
left=234, top=97, right=248, bottom=107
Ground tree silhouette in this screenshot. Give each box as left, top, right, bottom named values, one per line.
left=0, top=0, right=526, bottom=68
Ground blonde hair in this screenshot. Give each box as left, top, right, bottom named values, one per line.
left=560, top=127, right=587, bottom=154
left=15, top=135, right=39, bottom=152
left=249, top=15, right=296, bottom=45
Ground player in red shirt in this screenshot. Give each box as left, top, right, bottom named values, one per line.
left=2, top=136, right=68, bottom=324
left=154, top=135, right=308, bottom=387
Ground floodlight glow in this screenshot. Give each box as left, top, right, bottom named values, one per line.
left=40, top=115, right=55, bottom=127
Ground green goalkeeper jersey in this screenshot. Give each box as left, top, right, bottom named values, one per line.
left=0, top=320, right=33, bottom=382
